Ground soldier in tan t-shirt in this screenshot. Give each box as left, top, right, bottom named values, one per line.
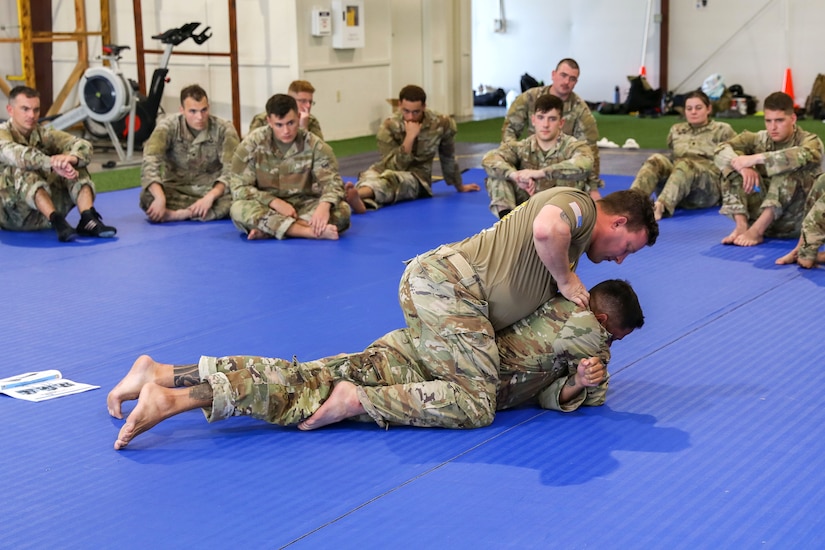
left=107, top=188, right=658, bottom=445
left=297, top=188, right=658, bottom=430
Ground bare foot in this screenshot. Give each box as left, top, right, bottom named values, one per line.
left=114, top=383, right=176, bottom=450
left=318, top=224, right=339, bottom=240
left=297, top=381, right=365, bottom=430
left=775, top=248, right=799, bottom=265
left=798, top=257, right=816, bottom=269
left=108, top=355, right=163, bottom=419
left=732, top=228, right=764, bottom=247
left=247, top=228, right=271, bottom=240
left=653, top=201, right=665, bottom=221
left=163, top=209, right=193, bottom=222
left=345, top=182, right=367, bottom=214
left=722, top=228, right=746, bottom=245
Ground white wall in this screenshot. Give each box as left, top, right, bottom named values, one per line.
left=472, top=0, right=661, bottom=103
left=471, top=0, right=825, bottom=107
left=0, top=0, right=471, bottom=140
left=668, top=0, right=825, bottom=105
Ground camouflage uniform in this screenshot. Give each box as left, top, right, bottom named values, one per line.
left=229, top=127, right=350, bottom=239
left=377, top=188, right=595, bottom=428
left=0, top=120, right=95, bottom=231
left=198, top=188, right=596, bottom=428
left=248, top=112, right=323, bottom=140
left=715, top=127, right=824, bottom=238
left=355, top=108, right=462, bottom=209
left=197, top=293, right=611, bottom=427
left=501, top=86, right=603, bottom=193
left=630, top=119, right=735, bottom=216
left=140, top=113, right=239, bottom=221
left=798, top=174, right=825, bottom=262
left=482, top=133, right=594, bottom=216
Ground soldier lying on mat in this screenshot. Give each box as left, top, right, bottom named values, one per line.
left=108, top=279, right=644, bottom=450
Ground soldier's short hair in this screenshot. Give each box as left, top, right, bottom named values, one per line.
left=180, top=84, right=208, bottom=105
left=288, top=80, right=315, bottom=94
left=535, top=94, right=564, bottom=116
left=556, top=58, right=580, bottom=72
left=763, top=92, right=794, bottom=114
left=684, top=90, right=711, bottom=108
left=9, top=85, right=39, bottom=103
left=266, top=93, right=298, bottom=118
left=399, top=85, right=426, bottom=105
left=590, top=279, right=645, bottom=332
left=598, top=189, right=659, bottom=246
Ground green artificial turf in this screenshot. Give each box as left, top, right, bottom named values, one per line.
left=91, top=113, right=825, bottom=193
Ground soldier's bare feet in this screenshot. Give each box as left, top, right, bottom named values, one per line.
left=247, top=229, right=270, bottom=240
left=108, top=355, right=164, bottom=419
left=798, top=257, right=816, bottom=269
left=345, top=182, right=367, bottom=214
left=114, top=383, right=176, bottom=450
left=775, top=248, right=799, bottom=265
left=732, top=228, right=764, bottom=247
left=722, top=228, right=745, bottom=245
left=164, top=209, right=192, bottom=222
left=297, top=381, right=364, bottom=430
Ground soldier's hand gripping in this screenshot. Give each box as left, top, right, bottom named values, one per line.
left=576, top=357, right=605, bottom=387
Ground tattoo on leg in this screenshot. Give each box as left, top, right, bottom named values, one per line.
left=173, top=363, right=200, bottom=387
left=188, top=382, right=213, bottom=402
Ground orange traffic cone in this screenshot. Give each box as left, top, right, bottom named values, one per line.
left=782, top=67, right=798, bottom=107
left=640, top=65, right=647, bottom=77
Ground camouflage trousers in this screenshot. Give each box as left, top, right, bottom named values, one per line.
left=197, top=328, right=429, bottom=426
left=630, top=154, right=722, bottom=216
left=199, top=246, right=499, bottom=429
left=719, top=171, right=821, bottom=238
left=229, top=195, right=351, bottom=239
left=799, top=175, right=825, bottom=261
left=139, top=179, right=232, bottom=221
left=0, top=166, right=93, bottom=231
left=485, top=177, right=531, bottom=216
left=355, top=168, right=431, bottom=209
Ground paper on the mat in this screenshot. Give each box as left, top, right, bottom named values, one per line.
left=0, top=370, right=99, bottom=402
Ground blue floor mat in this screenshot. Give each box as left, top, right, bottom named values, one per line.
left=2, top=169, right=824, bottom=548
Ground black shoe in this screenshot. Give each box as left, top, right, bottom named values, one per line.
left=49, top=212, right=77, bottom=242
left=77, top=207, right=117, bottom=238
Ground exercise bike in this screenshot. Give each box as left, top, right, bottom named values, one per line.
left=47, top=22, right=210, bottom=166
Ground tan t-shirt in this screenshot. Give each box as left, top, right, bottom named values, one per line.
left=452, top=187, right=596, bottom=330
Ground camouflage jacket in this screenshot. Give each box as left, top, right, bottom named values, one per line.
left=668, top=119, right=736, bottom=161
left=140, top=113, right=239, bottom=192
left=714, top=127, right=824, bottom=179
left=482, top=133, right=594, bottom=191
left=248, top=112, right=324, bottom=140
left=230, top=127, right=344, bottom=206
left=0, top=121, right=92, bottom=174
left=369, top=107, right=462, bottom=189
left=494, top=294, right=611, bottom=412
left=501, top=87, right=599, bottom=146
